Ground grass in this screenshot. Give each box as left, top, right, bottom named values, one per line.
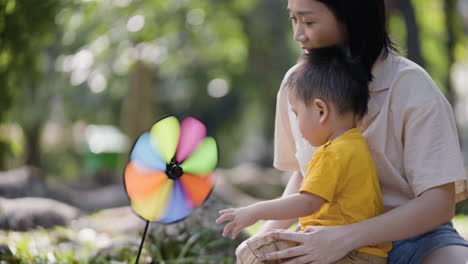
left=2, top=215, right=468, bottom=263
left=0, top=219, right=236, bottom=263
left=452, top=215, right=468, bottom=239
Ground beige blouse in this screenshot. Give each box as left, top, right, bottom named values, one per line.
left=273, top=52, right=468, bottom=211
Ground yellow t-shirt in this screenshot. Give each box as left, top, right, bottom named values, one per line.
left=299, top=128, right=392, bottom=257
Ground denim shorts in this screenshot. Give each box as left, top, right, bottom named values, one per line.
left=388, top=221, right=468, bottom=264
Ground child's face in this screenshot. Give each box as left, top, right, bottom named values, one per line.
left=288, top=91, right=330, bottom=147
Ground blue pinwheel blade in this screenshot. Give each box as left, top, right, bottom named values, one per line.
left=158, top=180, right=193, bottom=223
left=130, top=132, right=166, bottom=171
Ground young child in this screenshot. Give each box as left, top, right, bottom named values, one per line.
left=216, top=47, right=391, bottom=264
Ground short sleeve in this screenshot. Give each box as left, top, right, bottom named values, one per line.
left=300, top=153, right=341, bottom=202
left=397, top=70, right=467, bottom=197
left=273, top=65, right=301, bottom=172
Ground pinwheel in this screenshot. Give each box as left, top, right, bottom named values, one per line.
left=123, top=116, right=218, bottom=263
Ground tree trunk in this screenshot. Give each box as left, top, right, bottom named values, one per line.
left=24, top=121, right=42, bottom=168
left=234, top=0, right=296, bottom=165
left=121, top=62, right=157, bottom=142
left=396, top=0, right=425, bottom=68
left=443, top=0, right=458, bottom=105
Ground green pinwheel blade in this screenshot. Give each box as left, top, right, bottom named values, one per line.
left=150, top=116, right=180, bottom=163
left=180, top=137, right=217, bottom=174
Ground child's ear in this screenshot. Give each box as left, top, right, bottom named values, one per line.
left=313, top=99, right=329, bottom=123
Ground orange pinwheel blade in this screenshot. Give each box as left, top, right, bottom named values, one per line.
left=125, top=161, right=167, bottom=200
left=180, top=172, right=215, bottom=207
left=131, top=179, right=173, bottom=221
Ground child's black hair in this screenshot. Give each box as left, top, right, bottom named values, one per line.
left=286, top=46, right=370, bottom=119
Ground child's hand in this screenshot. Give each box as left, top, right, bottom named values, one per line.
left=216, top=207, right=258, bottom=240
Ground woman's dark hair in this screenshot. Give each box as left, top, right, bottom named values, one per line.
left=286, top=46, right=370, bottom=119
left=316, top=0, right=395, bottom=82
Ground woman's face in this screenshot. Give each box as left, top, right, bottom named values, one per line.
left=287, top=0, right=347, bottom=51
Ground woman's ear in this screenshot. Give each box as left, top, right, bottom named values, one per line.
left=313, top=99, right=329, bottom=123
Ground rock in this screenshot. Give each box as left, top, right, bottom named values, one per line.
left=73, top=206, right=143, bottom=235
left=0, top=197, right=82, bottom=231
left=0, top=166, right=46, bottom=198
left=0, top=167, right=129, bottom=212
left=0, top=244, right=12, bottom=257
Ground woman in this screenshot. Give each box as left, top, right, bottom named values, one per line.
left=237, top=0, right=468, bottom=263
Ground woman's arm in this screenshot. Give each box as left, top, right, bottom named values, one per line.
left=350, top=182, right=455, bottom=247
left=259, top=171, right=303, bottom=233
left=263, top=183, right=455, bottom=264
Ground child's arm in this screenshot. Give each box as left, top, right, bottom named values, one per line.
left=252, top=192, right=325, bottom=220
left=259, top=171, right=304, bottom=233
left=216, top=192, right=325, bottom=239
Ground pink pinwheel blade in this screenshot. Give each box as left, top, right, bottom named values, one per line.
left=175, top=117, right=206, bottom=162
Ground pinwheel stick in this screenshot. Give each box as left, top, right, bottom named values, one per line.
left=135, top=220, right=150, bottom=264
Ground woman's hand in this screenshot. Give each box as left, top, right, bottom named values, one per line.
left=262, top=225, right=356, bottom=264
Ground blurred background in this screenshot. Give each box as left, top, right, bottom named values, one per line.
left=1, top=0, right=468, bottom=263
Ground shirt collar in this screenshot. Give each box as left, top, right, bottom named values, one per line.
left=368, top=51, right=397, bottom=92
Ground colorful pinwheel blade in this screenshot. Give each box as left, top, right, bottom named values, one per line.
left=124, top=161, right=167, bottom=200
left=180, top=137, right=217, bottom=174
left=124, top=115, right=218, bottom=224
left=175, top=117, right=206, bottom=162
left=131, top=179, right=173, bottom=221
left=158, top=180, right=193, bottom=223
left=180, top=172, right=215, bottom=207
left=130, top=133, right=166, bottom=171
left=150, top=116, right=180, bottom=163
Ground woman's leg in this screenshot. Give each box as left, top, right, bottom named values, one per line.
left=420, top=245, right=468, bottom=264
left=388, top=221, right=468, bottom=264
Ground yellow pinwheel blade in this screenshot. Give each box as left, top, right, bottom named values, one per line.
left=131, top=179, right=174, bottom=221
left=150, top=116, right=180, bottom=163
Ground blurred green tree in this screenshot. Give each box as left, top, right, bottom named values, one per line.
left=53, top=0, right=253, bottom=170
left=2, top=0, right=467, bottom=178
left=0, top=0, right=65, bottom=169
